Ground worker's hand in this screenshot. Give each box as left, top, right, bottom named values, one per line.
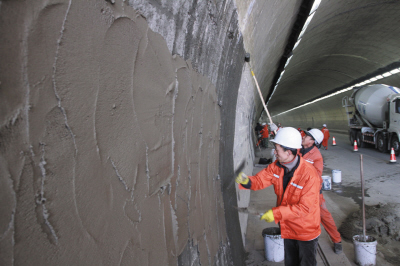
left=269, top=123, right=278, bottom=132
left=235, top=172, right=249, bottom=185
left=260, top=209, right=275, bottom=222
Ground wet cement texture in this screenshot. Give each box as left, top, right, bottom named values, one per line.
left=339, top=203, right=400, bottom=265
left=0, top=0, right=244, bottom=265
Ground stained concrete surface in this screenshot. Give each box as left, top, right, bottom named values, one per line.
left=0, top=1, right=245, bottom=265
left=242, top=133, right=399, bottom=265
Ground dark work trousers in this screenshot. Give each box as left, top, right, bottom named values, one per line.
left=284, top=237, right=319, bottom=266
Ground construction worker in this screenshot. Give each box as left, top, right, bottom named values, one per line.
left=260, top=123, right=269, bottom=148
left=300, top=129, right=342, bottom=254
left=321, top=124, right=330, bottom=150
left=236, top=126, right=321, bottom=266
left=298, top=127, right=305, bottom=138
left=255, top=122, right=263, bottom=136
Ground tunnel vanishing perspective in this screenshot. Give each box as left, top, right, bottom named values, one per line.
left=1, top=0, right=400, bottom=265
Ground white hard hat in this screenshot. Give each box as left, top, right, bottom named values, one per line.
left=323, top=124, right=326, bottom=127
left=270, top=127, right=302, bottom=149
left=305, top=129, right=324, bottom=145
left=262, top=123, right=266, bottom=126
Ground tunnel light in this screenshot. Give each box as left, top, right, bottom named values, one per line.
left=364, top=79, right=372, bottom=84
left=285, top=55, right=293, bottom=68
left=369, top=77, right=378, bottom=82
left=304, top=12, right=315, bottom=29
left=310, top=0, right=322, bottom=14
left=390, top=69, right=400, bottom=74
left=269, top=1, right=321, bottom=106
left=375, top=75, right=384, bottom=80
left=382, top=72, right=392, bottom=77
left=299, top=13, right=315, bottom=39
left=293, top=39, right=302, bottom=50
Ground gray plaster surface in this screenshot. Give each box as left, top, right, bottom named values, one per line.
left=0, top=0, right=245, bottom=265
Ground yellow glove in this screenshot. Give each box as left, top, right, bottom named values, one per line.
left=260, top=209, right=274, bottom=223
left=235, top=172, right=249, bottom=185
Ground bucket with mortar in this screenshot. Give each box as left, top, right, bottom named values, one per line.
left=321, top=175, right=331, bottom=190
left=353, top=155, right=377, bottom=265
left=262, top=227, right=284, bottom=262
left=332, top=169, right=342, bottom=183
left=353, top=235, right=377, bottom=266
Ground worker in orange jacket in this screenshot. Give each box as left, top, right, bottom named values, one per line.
left=256, top=123, right=269, bottom=148
left=260, top=123, right=269, bottom=148
left=237, top=126, right=321, bottom=265
left=298, top=127, right=305, bottom=138
left=300, top=128, right=342, bottom=254
left=321, top=124, right=330, bottom=150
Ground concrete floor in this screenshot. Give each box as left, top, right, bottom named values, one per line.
left=243, top=133, right=399, bottom=265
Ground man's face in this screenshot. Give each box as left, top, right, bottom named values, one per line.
left=302, top=135, right=314, bottom=148
left=274, top=144, right=293, bottom=163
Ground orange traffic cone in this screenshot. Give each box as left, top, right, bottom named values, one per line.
left=332, top=137, right=337, bottom=146
left=353, top=140, right=358, bottom=151
left=389, top=147, right=397, bottom=163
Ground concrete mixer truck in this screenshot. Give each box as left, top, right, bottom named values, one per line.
left=342, top=84, right=400, bottom=155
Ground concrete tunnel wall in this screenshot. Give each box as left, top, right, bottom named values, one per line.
left=0, top=0, right=249, bottom=265
left=273, top=72, right=400, bottom=134
left=273, top=92, right=353, bottom=133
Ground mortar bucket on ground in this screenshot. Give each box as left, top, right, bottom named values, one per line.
left=262, top=227, right=284, bottom=262
left=332, top=169, right=342, bottom=183
left=353, top=235, right=377, bottom=266
left=321, top=176, right=331, bottom=190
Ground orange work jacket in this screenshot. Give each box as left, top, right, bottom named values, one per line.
left=261, top=125, right=269, bottom=138
left=299, top=146, right=323, bottom=177
left=321, top=127, right=330, bottom=145
left=241, top=157, right=321, bottom=241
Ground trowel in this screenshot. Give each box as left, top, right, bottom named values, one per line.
left=227, top=160, right=246, bottom=189
left=233, top=206, right=262, bottom=217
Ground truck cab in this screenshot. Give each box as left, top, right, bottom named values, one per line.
left=387, top=94, right=400, bottom=155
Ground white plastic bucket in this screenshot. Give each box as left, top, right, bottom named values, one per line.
left=353, top=235, right=377, bottom=266
left=332, top=169, right=342, bottom=183
left=262, top=227, right=284, bottom=262
left=321, top=176, right=331, bottom=190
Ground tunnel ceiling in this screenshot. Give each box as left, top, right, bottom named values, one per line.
left=266, top=0, right=400, bottom=116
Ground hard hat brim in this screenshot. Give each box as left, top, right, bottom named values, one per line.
left=304, top=131, right=315, bottom=140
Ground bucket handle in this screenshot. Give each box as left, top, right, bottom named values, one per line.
left=358, top=244, right=377, bottom=255
left=266, top=237, right=284, bottom=247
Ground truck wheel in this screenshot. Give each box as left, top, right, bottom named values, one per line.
left=377, top=133, right=387, bottom=153
left=356, top=131, right=365, bottom=148
left=349, top=130, right=356, bottom=145
left=390, top=135, right=400, bottom=156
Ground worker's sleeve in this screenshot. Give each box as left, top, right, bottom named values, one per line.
left=239, top=165, right=275, bottom=191
left=313, top=156, right=323, bottom=177
left=272, top=173, right=320, bottom=222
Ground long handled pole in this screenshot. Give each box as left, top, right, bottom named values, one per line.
left=251, top=70, right=273, bottom=125
left=245, top=53, right=276, bottom=134
left=360, top=154, right=366, bottom=242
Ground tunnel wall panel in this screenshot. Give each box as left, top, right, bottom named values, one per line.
left=0, top=0, right=246, bottom=265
